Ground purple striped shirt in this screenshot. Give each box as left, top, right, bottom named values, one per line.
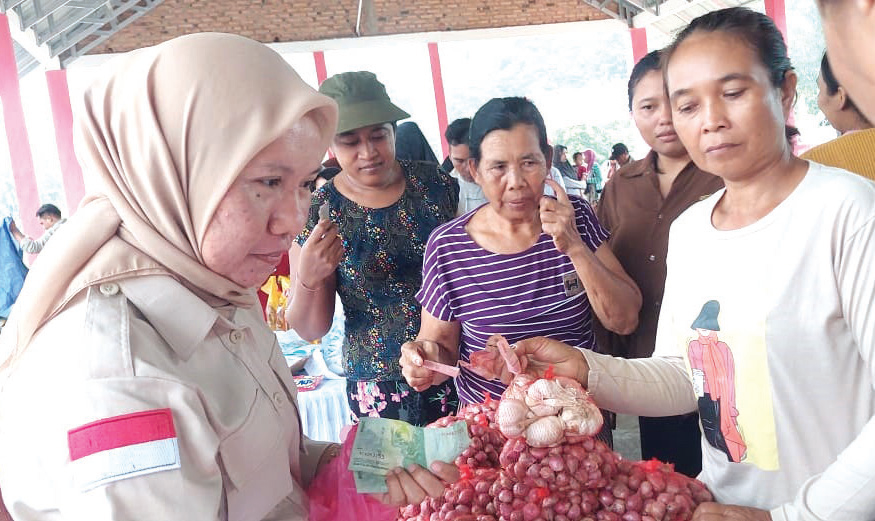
left=416, top=196, right=609, bottom=404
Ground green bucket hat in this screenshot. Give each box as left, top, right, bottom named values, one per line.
left=318, top=71, right=410, bottom=134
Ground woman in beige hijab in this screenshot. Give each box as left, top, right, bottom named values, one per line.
left=0, top=33, right=455, bottom=520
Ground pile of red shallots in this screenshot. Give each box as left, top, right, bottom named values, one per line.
left=397, top=337, right=713, bottom=521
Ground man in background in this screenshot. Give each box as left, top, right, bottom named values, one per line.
left=9, top=203, right=67, bottom=254
left=606, top=142, right=632, bottom=181
left=445, top=118, right=487, bottom=215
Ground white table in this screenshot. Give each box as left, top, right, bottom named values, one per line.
left=295, top=378, right=353, bottom=443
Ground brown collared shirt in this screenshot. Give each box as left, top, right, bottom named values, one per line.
left=594, top=150, right=723, bottom=359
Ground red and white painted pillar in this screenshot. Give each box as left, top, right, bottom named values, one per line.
left=46, top=69, right=86, bottom=212
left=0, top=14, right=40, bottom=235
left=427, top=42, right=449, bottom=159
left=630, top=27, right=648, bottom=65
left=313, top=50, right=328, bottom=85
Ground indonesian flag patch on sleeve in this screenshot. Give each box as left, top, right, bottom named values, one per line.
left=67, top=408, right=181, bottom=491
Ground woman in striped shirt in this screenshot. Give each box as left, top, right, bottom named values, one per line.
left=400, top=97, right=641, bottom=413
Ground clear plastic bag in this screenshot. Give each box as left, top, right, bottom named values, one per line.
left=307, top=424, right=399, bottom=521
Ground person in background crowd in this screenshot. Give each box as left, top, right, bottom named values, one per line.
left=8, top=204, right=66, bottom=254
left=594, top=48, right=724, bottom=478
left=285, top=71, right=459, bottom=426
left=581, top=150, right=603, bottom=203
left=815, top=52, right=871, bottom=136
left=0, top=33, right=452, bottom=521
left=494, top=8, right=875, bottom=520
left=552, top=144, right=577, bottom=181
left=800, top=52, right=875, bottom=179
left=395, top=121, right=440, bottom=165
left=445, top=117, right=488, bottom=216
left=552, top=146, right=588, bottom=198
left=572, top=151, right=587, bottom=180
left=816, top=0, right=875, bottom=123
left=572, top=151, right=598, bottom=204
left=606, top=142, right=632, bottom=180
left=399, top=97, right=641, bottom=447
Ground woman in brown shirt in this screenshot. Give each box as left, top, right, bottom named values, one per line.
left=594, top=49, right=723, bottom=477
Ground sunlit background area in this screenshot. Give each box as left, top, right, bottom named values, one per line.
left=0, top=0, right=834, bottom=220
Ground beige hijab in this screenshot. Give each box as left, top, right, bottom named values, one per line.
left=0, top=33, right=338, bottom=368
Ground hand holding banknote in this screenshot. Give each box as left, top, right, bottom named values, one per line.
left=349, top=417, right=467, bottom=504
left=382, top=459, right=459, bottom=506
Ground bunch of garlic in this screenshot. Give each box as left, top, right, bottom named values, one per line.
left=496, top=374, right=603, bottom=447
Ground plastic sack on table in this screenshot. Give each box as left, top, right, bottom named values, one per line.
left=0, top=217, right=28, bottom=319
left=307, top=424, right=398, bottom=521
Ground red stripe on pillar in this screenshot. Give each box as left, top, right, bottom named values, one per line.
left=764, top=0, right=788, bottom=47
left=0, top=14, right=40, bottom=236
left=313, top=51, right=327, bottom=85
left=46, top=69, right=85, bottom=213
left=313, top=51, right=334, bottom=159
left=427, top=42, right=449, bottom=159
left=630, top=27, right=648, bottom=65
left=764, top=0, right=797, bottom=150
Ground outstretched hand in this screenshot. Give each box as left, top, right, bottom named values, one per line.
left=510, top=336, right=590, bottom=387
left=467, top=335, right=589, bottom=387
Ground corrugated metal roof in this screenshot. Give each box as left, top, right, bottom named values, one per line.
left=2, top=0, right=163, bottom=77
left=2, top=0, right=729, bottom=78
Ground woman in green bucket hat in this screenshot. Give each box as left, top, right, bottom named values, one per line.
left=284, top=71, right=459, bottom=426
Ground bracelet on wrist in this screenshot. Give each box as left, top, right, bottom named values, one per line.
left=296, top=276, right=322, bottom=292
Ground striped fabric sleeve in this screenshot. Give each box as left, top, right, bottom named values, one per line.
left=573, top=197, right=610, bottom=250
left=416, top=224, right=456, bottom=322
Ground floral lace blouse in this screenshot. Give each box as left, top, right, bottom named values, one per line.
left=296, top=160, right=458, bottom=381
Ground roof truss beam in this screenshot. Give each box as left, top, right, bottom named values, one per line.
left=59, top=0, right=162, bottom=65
left=2, top=8, right=59, bottom=72
left=35, top=0, right=103, bottom=45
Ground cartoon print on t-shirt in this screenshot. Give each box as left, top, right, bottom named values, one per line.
left=687, top=300, right=747, bottom=463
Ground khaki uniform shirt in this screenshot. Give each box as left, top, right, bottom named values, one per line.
left=594, top=151, right=723, bottom=359
left=0, top=275, right=329, bottom=521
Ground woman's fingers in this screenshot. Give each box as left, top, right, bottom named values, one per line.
left=513, top=336, right=587, bottom=383
left=400, top=341, right=425, bottom=366
left=392, top=463, right=455, bottom=506
left=308, top=219, right=336, bottom=242
left=400, top=342, right=433, bottom=391
left=328, top=239, right=344, bottom=263
left=544, top=178, right=570, bottom=203
left=383, top=469, right=407, bottom=506
left=428, top=460, right=461, bottom=484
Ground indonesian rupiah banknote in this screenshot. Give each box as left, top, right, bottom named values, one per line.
left=349, top=417, right=470, bottom=493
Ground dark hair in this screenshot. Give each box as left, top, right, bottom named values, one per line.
left=628, top=49, right=662, bottom=111
left=395, top=121, right=438, bottom=164
left=468, top=97, right=551, bottom=163
left=35, top=203, right=61, bottom=219
left=820, top=52, right=840, bottom=96
left=572, top=151, right=583, bottom=161
left=318, top=166, right=340, bottom=181
left=820, top=52, right=868, bottom=123
left=664, top=7, right=800, bottom=141
left=445, top=118, right=471, bottom=147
